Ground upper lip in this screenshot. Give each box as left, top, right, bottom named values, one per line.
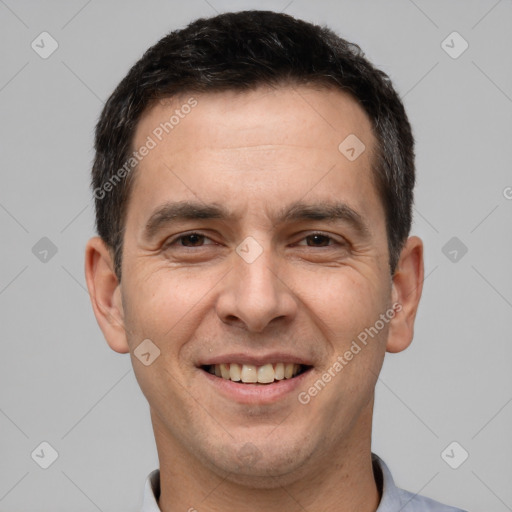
left=198, top=352, right=314, bottom=367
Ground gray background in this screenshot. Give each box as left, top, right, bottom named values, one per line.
left=1, top=0, right=511, bottom=511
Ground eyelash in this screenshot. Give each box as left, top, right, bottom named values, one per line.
left=164, top=231, right=344, bottom=249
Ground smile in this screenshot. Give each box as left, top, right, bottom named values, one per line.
left=202, top=363, right=309, bottom=384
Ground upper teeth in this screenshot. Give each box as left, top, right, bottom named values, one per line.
left=208, top=363, right=302, bottom=383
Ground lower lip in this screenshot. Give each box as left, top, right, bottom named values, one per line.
left=200, top=368, right=313, bottom=405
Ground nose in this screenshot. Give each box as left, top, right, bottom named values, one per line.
left=215, top=243, right=298, bottom=333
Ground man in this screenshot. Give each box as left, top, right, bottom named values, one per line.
left=85, top=10, right=467, bottom=512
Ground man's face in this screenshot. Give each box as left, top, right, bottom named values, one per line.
left=114, top=86, right=396, bottom=482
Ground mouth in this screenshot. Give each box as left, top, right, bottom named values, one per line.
left=201, top=363, right=312, bottom=384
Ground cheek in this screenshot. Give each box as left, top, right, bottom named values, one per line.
left=294, top=267, right=388, bottom=342
left=295, top=273, right=390, bottom=432
left=120, top=271, right=207, bottom=419
left=122, top=263, right=220, bottom=341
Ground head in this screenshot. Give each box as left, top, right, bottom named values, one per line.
left=85, top=10, right=423, bottom=488
left=92, top=10, right=415, bottom=281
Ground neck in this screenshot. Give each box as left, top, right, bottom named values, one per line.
left=152, top=406, right=380, bottom=512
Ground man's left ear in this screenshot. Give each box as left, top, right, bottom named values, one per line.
left=386, top=236, right=424, bottom=353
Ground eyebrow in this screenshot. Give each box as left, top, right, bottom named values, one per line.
left=142, top=200, right=371, bottom=240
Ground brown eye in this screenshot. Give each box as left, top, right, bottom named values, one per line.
left=305, top=234, right=332, bottom=247
left=179, top=233, right=206, bottom=246
left=296, top=232, right=341, bottom=247
left=165, top=232, right=215, bottom=249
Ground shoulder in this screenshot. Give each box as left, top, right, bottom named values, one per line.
left=396, top=487, right=468, bottom=512
left=372, top=453, right=468, bottom=512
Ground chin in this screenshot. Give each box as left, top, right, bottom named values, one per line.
left=205, top=440, right=315, bottom=488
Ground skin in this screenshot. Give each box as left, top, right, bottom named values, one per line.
left=85, top=85, right=423, bottom=512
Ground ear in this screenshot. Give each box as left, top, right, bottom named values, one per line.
left=84, top=236, right=129, bottom=354
left=386, top=236, right=424, bottom=353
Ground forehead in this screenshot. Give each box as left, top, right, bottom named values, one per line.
left=127, top=85, right=380, bottom=228
left=136, top=85, right=373, bottom=154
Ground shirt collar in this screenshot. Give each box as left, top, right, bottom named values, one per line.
left=372, top=453, right=404, bottom=510
left=141, top=453, right=414, bottom=512
left=141, top=467, right=161, bottom=512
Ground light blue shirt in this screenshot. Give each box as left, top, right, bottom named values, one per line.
left=140, top=453, right=467, bottom=511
